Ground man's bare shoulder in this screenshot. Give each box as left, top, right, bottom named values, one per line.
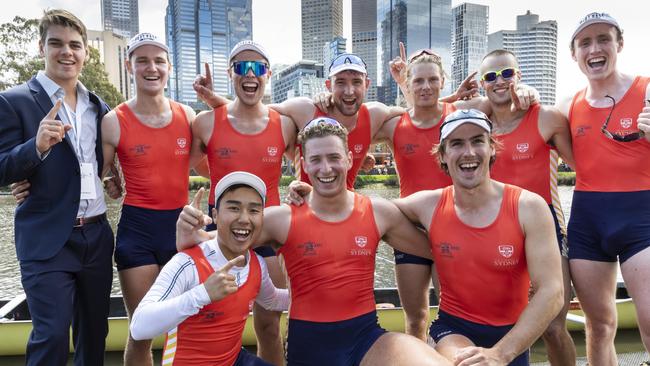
left=179, top=103, right=196, bottom=122
left=555, top=94, right=576, bottom=119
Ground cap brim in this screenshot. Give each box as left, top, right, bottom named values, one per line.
left=440, top=119, right=492, bottom=140
left=328, top=64, right=367, bottom=78
left=127, top=41, right=169, bottom=56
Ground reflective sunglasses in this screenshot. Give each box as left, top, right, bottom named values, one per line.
left=302, top=117, right=342, bottom=131
left=408, top=49, right=441, bottom=64
left=481, top=68, right=518, bottom=83
left=329, top=53, right=367, bottom=72
left=231, top=61, right=268, bottom=76
left=600, top=95, right=646, bottom=142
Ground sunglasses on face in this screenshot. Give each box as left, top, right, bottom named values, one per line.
left=303, top=117, right=342, bottom=131
left=407, top=49, right=442, bottom=64
left=329, top=54, right=367, bottom=72
left=231, top=61, right=268, bottom=76
left=601, top=95, right=646, bottom=142
left=481, top=68, right=518, bottom=83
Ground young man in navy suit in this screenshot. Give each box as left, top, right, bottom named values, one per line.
left=0, top=9, right=114, bottom=366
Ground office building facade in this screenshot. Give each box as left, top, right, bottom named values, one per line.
left=323, top=36, right=347, bottom=71
left=377, top=0, right=452, bottom=105
left=166, top=0, right=252, bottom=108
left=101, top=0, right=139, bottom=39
left=301, top=0, right=344, bottom=62
left=451, top=3, right=488, bottom=91
left=352, top=0, right=378, bottom=101
left=488, top=11, right=557, bottom=105
left=88, top=30, right=132, bottom=100
left=271, top=61, right=326, bottom=103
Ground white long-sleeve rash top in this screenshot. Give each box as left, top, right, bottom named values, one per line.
left=130, top=240, right=289, bottom=341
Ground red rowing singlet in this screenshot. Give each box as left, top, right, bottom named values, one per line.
left=207, top=105, right=285, bottom=206
left=115, top=101, right=191, bottom=209
left=392, top=103, right=455, bottom=197
left=278, top=193, right=380, bottom=322
left=569, top=76, right=650, bottom=192
left=299, top=106, right=372, bottom=189
left=429, top=185, right=528, bottom=326
left=490, top=104, right=556, bottom=204
left=164, top=247, right=261, bottom=366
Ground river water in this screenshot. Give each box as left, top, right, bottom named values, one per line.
left=0, top=185, right=577, bottom=298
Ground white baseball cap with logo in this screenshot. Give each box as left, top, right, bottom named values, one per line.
left=127, top=32, right=169, bottom=57
left=571, top=12, right=621, bottom=43
left=214, top=171, right=267, bottom=206
left=229, top=40, right=270, bottom=64
left=439, top=109, right=493, bottom=141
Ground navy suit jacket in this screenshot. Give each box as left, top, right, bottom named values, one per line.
left=0, top=77, right=110, bottom=261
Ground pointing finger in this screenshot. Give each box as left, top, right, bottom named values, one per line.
left=220, top=255, right=245, bottom=272
left=191, top=187, right=205, bottom=209
left=465, top=71, right=478, bottom=84
left=510, top=84, right=522, bottom=110
left=45, top=99, right=62, bottom=120
left=399, top=41, right=406, bottom=61
left=204, top=62, right=212, bottom=81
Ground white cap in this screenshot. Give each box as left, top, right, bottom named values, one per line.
left=127, top=32, right=169, bottom=57
left=328, top=53, right=368, bottom=77
left=571, top=12, right=621, bottom=42
left=229, top=40, right=270, bottom=64
left=214, top=171, right=267, bottom=206
left=440, top=109, right=492, bottom=141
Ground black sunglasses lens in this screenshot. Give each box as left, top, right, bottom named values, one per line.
left=502, top=68, right=515, bottom=79
left=483, top=72, right=497, bottom=82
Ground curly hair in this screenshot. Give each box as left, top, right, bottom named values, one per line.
left=297, top=120, right=349, bottom=154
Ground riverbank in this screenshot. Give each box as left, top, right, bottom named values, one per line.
left=189, top=172, right=577, bottom=190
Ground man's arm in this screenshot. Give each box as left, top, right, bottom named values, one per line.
left=366, top=101, right=406, bottom=141
left=255, top=256, right=290, bottom=312
left=188, top=110, right=213, bottom=174
left=372, top=197, right=432, bottom=259
left=392, top=190, right=441, bottom=231
left=457, top=191, right=563, bottom=365
left=268, top=97, right=316, bottom=130
left=540, top=106, right=575, bottom=169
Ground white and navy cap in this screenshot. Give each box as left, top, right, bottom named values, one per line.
left=328, top=53, right=368, bottom=77
left=439, top=109, right=492, bottom=141
left=127, top=32, right=169, bottom=57
left=229, top=40, right=270, bottom=64
left=571, top=12, right=621, bottom=42
left=214, top=171, right=267, bottom=206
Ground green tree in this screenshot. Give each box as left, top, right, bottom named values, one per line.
left=0, top=16, right=124, bottom=108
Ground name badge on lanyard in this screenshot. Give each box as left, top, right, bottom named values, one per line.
left=63, top=99, right=97, bottom=200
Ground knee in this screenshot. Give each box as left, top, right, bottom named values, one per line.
left=586, top=317, right=617, bottom=341
left=406, top=308, right=430, bottom=327
left=542, top=320, right=568, bottom=340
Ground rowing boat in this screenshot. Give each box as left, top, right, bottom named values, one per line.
left=0, top=286, right=637, bottom=356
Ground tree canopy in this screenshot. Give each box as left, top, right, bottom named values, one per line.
left=0, top=16, right=124, bottom=108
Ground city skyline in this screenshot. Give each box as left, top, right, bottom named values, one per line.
left=2, top=0, right=649, bottom=100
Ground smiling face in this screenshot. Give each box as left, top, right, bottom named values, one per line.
left=439, top=124, right=495, bottom=190
left=127, top=45, right=170, bottom=96
left=302, top=135, right=352, bottom=197
left=406, top=62, right=444, bottom=108
left=214, top=186, right=264, bottom=260
left=571, top=23, right=622, bottom=81
left=326, top=70, right=369, bottom=116
left=229, top=50, right=269, bottom=106
left=479, top=52, right=520, bottom=107
left=39, top=24, right=88, bottom=87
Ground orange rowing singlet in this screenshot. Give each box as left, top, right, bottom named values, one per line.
left=115, top=101, right=191, bottom=209
left=278, top=193, right=380, bottom=322
left=392, top=103, right=455, bottom=197
left=569, top=76, right=650, bottom=192
left=164, top=247, right=261, bottom=365
left=207, top=105, right=285, bottom=206
left=429, top=185, right=528, bottom=326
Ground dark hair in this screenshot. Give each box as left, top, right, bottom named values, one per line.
left=39, top=9, right=87, bottom=46
left=215, top=184, right=262, bottom=210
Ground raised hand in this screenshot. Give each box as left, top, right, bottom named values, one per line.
left=389, top=42, right=408, bottom=86
left=35, top=100, right=72, bottom=154
left=193, top=62, right=219, bottom=106
left=177, top=187, right=213, bottom=250
left=204, top=255, right=246, bottom=301
left=455, top=71, right=480, bottom=101
left=285, top=180, right=312, bottom=206
left=509, top=83, right=538, bottom=112
left=10, top=179, right=30, bottom=205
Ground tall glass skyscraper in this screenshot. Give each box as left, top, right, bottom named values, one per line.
left=166, top=0, right=252, bottom=108
left=452, top=3, right=488, bottom=91
left=377, top=0, right=452, bottom=105
left=352, top=0, right=378, bottom=101
left=488, top=11, right=557, bottom=105
left=301, top=0, right=344, bottom=62
left=101, top=0, right=139, bottom=39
